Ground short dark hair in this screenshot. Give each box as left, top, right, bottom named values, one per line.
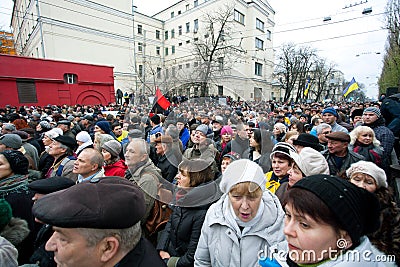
left=111, top=122, right=121, bottom=130
left=178, top=159, right=214, bottom=187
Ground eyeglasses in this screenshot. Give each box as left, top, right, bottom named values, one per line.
left=322, top=131, right=332, bottom=135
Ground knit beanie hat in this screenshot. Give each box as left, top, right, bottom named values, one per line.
left=346, top=161, right=387, bottom=189
left=220, top=159, right=266, bottom=193
left=2, top=123, right=16, bottom=132
left=95, top=121, right=112, bottom=134
left=363, top=107, right=382, bottom=118
left=0, top=199, right=12, bottom=230
left=220, top=125, right=233, bottom=136
left=76, top=131, right=92, bottom=144
left=101, top=140, right=122, bottom=157
left=0, top=150, right=29, bottom=175
left=291, top=147, right=329, bottom=176
left=322, top=107, right=338, bottom=118
left=292, top=175, right=381, bottom=244
left=270, top=142, right=297, bottom=160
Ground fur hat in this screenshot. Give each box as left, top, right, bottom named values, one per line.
left=322, top=107, right=338, bottom=118
left=350, top=109, right=364, bottom=120
left=101, top=140, right=122, bottom=157
left=346, top=161, right=387, bottom=189
left=293, top=133, right=323, bottom=151
left=292, top=175, right=381, bottom=244
left=0, top=150, right=29, bottom=175
left=76, top=131, right=92, bottom=144
left=44, top=128, right=63, bottom=140
left=363, top=107, right=382, bottom=118
left=220, top=159, right=266, bottom=193
left=291, top=147, right=329, bottom=176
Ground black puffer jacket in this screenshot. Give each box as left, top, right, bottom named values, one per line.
left=157, top=181, right=222, bottom=267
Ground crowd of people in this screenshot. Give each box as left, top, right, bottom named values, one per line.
left=0, top=95, right=399, bottom=266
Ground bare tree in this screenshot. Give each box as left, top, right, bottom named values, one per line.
left=312, top=58, right=336, bottom=102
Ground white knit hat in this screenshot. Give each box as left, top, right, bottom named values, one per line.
left=346, top=161, right=388, bottom=188
left=76, top=131, right=92, bottom=143
left=44, top=128, right=63, bottom=139
left=219, top=159, right=266, bottom=193
left=291, top=147, right=329, bottom=177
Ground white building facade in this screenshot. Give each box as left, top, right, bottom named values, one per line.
left=11, top=0, right=276, bottom=101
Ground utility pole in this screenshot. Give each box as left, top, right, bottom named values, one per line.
left=132, top=2, right=139, bottom=105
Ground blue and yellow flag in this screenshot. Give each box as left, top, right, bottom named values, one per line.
left=304, top=78, right=311, bottom=96
left=343, top=77, right=359, bottom=97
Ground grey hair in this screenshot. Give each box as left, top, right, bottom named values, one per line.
left=76, top=222, right=141, bottom=253
left=59, top=143, right=74, bottom=156
left=82, top=148, right=104, bottom=170
left=130, top=138, right=150, bottom=156
left=316, top=123, right=332, bottom=135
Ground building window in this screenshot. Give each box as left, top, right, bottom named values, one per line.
left=17, top=79, right=38, bottom=103
left=156, top=30, right=160, bottom=39
left=186, top=40, right=190, bottom=44
left=172, top=45, right=175, bottom=54
left=186, top=4, right=189, bottom=10
left=266, top=30, right=271, bottom=40
left=64, top=73, right=78, bottom=84
left=178, top=25, right=182, bottom=35
left=179, top=64, right=182, bottom=70
left=234, top=10, right=245, bottom=24
left=172, top=67, right=176, bottom=77
left=138, top=25, right=142, bottom=34
left=255, top=38, right=264, bottom=49
left=165, top=69, right=169, bottom=78
left=138, top=65, right=143, bottom=77
left=156, top=46, right=160, bottom=55
left=194, top=61, right=198, bottom=67
left=171, top=29, right=175, bottom=38
left=194, top=37, right=199, bottom=42
left=186, top=22, right=190, bottom=33
left=218, top=57, right=224, bottom=71
left=165, top=31, right=169, bottom=40
left=171, top=11, right=174, bottom=18
left=194, top=0, right=198, bottom=7
left=165, top=47, right=169, bottom=56
left=157, top=67, right=161, bottom=79
left=178, top=10, right=181, bottom=15
left=256, top=18, right=264, bottom=31
left=255, top=62, right=263, bottom=76
left=178, top=42, right=182, bottom=46
left=138, top=42, right=143, bottom=52
left=194, top=19, right=199, bottom=33
left=186, top=63, right=190, bottom=68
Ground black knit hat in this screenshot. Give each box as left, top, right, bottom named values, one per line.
left=0, top=150, right=29, bottom=175
left=292, top=175, right=380, bottom=244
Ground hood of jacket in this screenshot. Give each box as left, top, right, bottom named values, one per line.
left=0, top=217, right=30, bottom=246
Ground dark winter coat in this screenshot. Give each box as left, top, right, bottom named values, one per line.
left=322, top=149, right=365, bottom=177
left=117, top=237, right=166, bottom=267
left=30, top=224, right=56, bottom=267
left=157, top=181, right=221, bottom=267
left=39, top=151, right=55, bottom=178
left=157, top=151, right=179, bottom=183
left=221, top=136, right=249, bottom=159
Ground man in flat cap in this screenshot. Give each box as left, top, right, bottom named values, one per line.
left=57, top=120, right=75, bottom=139
left=322, top=132, right=364, bottom=177
left=32, top=177, right=166, bottom=267
left=46, top=135, right=78, bottom=181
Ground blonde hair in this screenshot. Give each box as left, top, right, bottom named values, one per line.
left=229, top=182, right=262, bottom=198
left=349, top=126, right=380, bottom=147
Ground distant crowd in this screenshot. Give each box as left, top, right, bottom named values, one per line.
left=0, top=93, right=399, bottom=266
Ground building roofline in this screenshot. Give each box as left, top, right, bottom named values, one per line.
left=151, top=0, right=185, bottom=17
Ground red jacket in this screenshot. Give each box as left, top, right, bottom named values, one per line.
left=104, top=160, right=128, bottom=178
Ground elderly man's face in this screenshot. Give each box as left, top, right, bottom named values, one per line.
left=125, top=141, right=146, bottom=167
left=45, top=227, right=102, bottom=267
left=48, top=141, right=67, bottom=157
left=327, top=140, right=348, bottom=156
left=73, top=150, right=97, bottom=177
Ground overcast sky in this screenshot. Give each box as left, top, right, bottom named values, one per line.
left=0, top=0, right=387, bottom=99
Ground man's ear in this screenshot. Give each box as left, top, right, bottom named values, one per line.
left=338, top=230, right=353, bottom=250
left=99, top=236, right=120, bottom=262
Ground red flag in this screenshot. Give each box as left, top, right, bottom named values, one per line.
left=155, top=87, right=171, bottom=110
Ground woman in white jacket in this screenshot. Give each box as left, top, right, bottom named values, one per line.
left=194, top=159, right=286, bottom=267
